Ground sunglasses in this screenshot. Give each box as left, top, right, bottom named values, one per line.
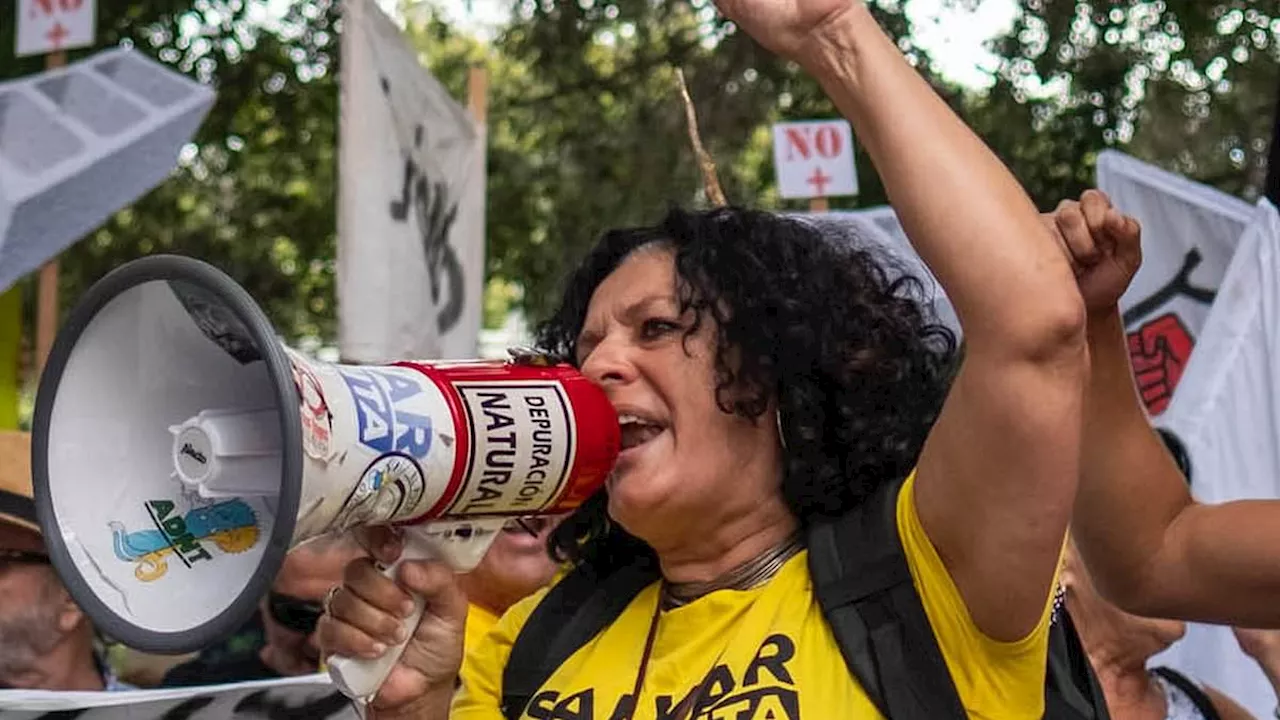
left=0, top=549, right=50, bottom=567
left=267, top=591, right=324, bottom=635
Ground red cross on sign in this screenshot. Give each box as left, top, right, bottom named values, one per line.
left=806, top=167, right=832, bottom=196
left=46, top=21, right=70, bottom=49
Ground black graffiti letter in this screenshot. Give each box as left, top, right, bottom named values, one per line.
left=381, top=80, right=467, bottom=336
left=160, top=696, right=216, bottom=720
left=33, top=711, right=90, bottom=720
left=390, top=151, right=417, bottom=222
left=233, top=688, right=352, bottom=719
left=1122, top=248, right=1217, bottom=326
left=656, top=665, right=735, bottom=720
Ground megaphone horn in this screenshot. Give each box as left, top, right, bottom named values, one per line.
left=31, top=256, right=619, bottom=697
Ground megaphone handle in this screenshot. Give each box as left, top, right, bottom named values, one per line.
left=327, top=532, right=437, bottom=702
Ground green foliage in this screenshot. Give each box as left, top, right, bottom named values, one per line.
left=982, top=1, right=1278, bottom=207
left=2, top=0, right=1276, bottom=369
left=408, top=0, right=935, bottom=322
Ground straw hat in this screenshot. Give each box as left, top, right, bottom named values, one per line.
left=0, top=430, right=38, bottom=534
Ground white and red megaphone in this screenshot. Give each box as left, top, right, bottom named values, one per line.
left=30, top=255, right=618, bottom=700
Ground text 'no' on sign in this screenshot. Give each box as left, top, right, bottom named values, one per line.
left=772, top=120, right=858, bottom=200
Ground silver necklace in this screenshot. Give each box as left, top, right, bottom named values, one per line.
left=661, top=533, right=804, bottom=609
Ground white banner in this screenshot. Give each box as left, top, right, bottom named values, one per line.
left=337, top=0, right=485, bottom=363
left=0, top=674, right=357, bottom=719
left=1097, top=150, right=1256, bottom=416
left=1147, top=199, right=1280, bottom=720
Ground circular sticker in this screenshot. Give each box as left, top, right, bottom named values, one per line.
left=333, top=453, right=426, bottom=531
left=173, top=426, right=214, bottom=485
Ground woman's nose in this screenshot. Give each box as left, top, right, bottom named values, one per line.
left=580, top=338, right=636, bottom=386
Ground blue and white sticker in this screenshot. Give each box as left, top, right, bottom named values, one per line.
left=338, top=367, right=436, bottom=461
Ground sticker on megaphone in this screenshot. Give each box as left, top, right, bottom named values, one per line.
left=273, top=352, right=619, bottom=703
left=274, top=350, right=617, bottom=544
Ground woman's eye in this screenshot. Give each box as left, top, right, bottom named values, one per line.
left=640, top=319, right=679, bottom=339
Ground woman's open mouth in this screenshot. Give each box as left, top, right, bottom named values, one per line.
left=618, top=414, right=665, bottom=452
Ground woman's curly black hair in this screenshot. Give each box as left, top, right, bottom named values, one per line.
left=537, top=206, right=958, bottom=574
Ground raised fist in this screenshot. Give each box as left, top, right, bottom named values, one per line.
left=712, top=0, right=862, bottom=60
left=1042, top=189, right=1143, bottom=315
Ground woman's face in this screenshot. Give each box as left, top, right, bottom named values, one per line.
left=575, top=246, right=783, bottom=549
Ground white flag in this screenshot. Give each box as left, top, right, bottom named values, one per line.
left=337, top=0, right=485, bottom=362
left=1147, top=200, right=1280, bottom=720
left=1097, top=150, right=1256, bottom=416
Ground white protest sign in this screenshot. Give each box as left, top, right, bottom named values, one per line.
left=772, top=120, right=858, bottom=200
left=337, top=0, right=485, bottom=362
left=0, top=674, right=357, bottom=719
left=16, top=0, right=96, bottom=57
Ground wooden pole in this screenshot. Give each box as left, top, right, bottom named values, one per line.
left=467, top=65, right=488, bottom=126
left=0, top=288, right=20, bottom=430
left=1266, top=73, right=1280, bottom=205
left=34, top=50, right=68, bottom=381
left=809, top=197, right=829, bottom=213
left=466, top=66, right=488, bottom=356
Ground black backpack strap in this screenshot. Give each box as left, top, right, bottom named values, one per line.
left=1152, top=667, right=1223, bottom=720
left=1044, top=608, right=1111, bottom=720
left=807, top=478, right=967, bottom=720
left=500, top=561, right=659, bottom=720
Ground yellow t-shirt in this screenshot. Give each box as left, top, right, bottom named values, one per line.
left=464, top=603, right=501, bottom=654
left=454, top=474, right=1058, bottom=719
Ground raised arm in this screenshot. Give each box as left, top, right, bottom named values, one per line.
left=1056, top=191, right=1280, bottom=628
left=713, top=0, right=1087, bottom=640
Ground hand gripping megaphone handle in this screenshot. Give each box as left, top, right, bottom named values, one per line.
left=326, top=532, right=439, bottom=702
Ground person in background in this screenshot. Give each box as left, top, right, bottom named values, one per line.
left=0, top=430, right=132, bottom=692
left=161, top=533, right=366, bottom=686
left=456, top=516, right=563, bottom=649
left=1061, top=536, right=1256, bottom=720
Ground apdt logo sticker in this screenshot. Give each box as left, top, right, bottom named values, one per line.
left=109, top=498, right=261, bottom=582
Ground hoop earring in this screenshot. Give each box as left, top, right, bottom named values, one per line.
left=776, top=407, right=788, bottom=451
